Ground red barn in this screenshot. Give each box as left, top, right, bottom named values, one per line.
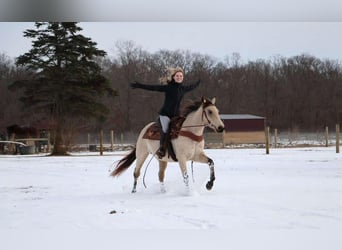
left=220, top=114, right=266, bottom=145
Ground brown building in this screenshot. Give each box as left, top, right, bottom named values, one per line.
left=220, top=114, right=266, bottom=145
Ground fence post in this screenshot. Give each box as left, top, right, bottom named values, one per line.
left=336, top=124, right=340, bottom=154
left=111, top=130, right=114, bottom=151
left=274, top=128, right=278, bottom=148
left=87, top=133, right=90, bottom=151
left=100, top=130, right=104, bottom=156
left=325, top=126, right=329, bottom=147
left=265, top=126, right=270, bottom=154
left=46, top=131, right=51, bottom=152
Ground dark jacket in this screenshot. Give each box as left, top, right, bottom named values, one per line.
left=131, top=80, right=200, bottom=118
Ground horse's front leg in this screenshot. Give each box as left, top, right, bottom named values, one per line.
left=194, top=152, right=215, bottom=191
left=206, top=157, right=215, bottom=190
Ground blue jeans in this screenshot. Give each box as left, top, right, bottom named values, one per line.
left=159, top=115, right=170, bottom=133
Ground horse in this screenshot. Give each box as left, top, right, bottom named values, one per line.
left=111, top=97, right=225, bottom=193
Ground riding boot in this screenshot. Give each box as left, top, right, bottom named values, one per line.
left=157, top=132, right=167, bottom=159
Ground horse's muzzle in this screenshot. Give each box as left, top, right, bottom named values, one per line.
left=216, top=126, right=224, bottom=133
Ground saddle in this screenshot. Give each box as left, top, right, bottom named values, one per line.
left=142, top=116, right=204, bottom=161
left=142, top=116, right=186, bottom=161
left=143, top=116, right=185, bottom=140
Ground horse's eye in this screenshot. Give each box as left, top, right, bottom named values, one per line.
left=208, top=110, right=213, bottom=115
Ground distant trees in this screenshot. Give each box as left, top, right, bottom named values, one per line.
left=0, top=53, right=26, bottom=131
left=8, top=22, right=117, bottom=155
left=106, top=49, right=342, bottom=132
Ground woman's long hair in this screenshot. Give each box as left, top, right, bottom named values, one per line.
left=159, top=67, right=183, bottom=84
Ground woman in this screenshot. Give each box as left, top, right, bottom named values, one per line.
left=130, top=67, right=200, bottom=158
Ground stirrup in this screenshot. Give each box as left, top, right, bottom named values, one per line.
left=156, top=148, right=166, bottom=158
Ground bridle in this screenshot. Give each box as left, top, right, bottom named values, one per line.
left=181, top=104, right=215, bottom=129
left=202, top=105, right=214, bottom=128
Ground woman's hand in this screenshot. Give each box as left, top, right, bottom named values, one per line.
left=130, top=81, right=141, bottom=89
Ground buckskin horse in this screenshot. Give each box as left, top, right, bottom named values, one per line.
left=111, top=97, right=225, bottom=193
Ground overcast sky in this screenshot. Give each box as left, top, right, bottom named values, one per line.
left=1, top=22, right=342, bottom=63
left=1, top=1, right=342, bottom=63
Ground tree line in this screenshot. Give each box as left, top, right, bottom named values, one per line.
left=101, top=42, right=342, bottom=132
left=1, top=22, right=342, bottom=154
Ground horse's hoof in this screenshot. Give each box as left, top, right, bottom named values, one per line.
left=206, top=181, right=213, bottom=190
left=160, top=183, right=166, bottom=193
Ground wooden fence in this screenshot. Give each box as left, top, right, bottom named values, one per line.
left=204, top=124, right=340, bottom=154
left=2, top=125, right=340, bottom=155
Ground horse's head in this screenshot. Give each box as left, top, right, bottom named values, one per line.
left=201, top=97, right=225, bottom=133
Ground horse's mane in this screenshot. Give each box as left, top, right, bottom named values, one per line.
left=180, top=99, right=203, bottom=117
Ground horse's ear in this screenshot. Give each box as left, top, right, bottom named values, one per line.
left=201, top=97, right=206, bottom=104
left=211, top=97, right=216, bottom=105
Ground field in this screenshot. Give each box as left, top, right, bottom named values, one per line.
left=1, top=147, right=342, bottom=249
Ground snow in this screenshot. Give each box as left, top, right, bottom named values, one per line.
left=1, top=147, right=342, bottom=249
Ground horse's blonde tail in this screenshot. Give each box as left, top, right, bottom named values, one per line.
left=111, top=148, right=136, bottom=177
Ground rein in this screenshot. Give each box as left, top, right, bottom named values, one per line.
left=178, top=108, right=213, bottom=142
left=181, top=106, right=213, bottom=128
left=181, top=124, right=206, bottom=128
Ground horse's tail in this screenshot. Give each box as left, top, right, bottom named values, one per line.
left=111, top=148, right=137, bottom=177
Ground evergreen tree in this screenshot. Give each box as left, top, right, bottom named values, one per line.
left=10, top=22, right=117, bottom=155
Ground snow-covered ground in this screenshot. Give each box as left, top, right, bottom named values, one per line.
left=1, top=147, right=342, bottom=249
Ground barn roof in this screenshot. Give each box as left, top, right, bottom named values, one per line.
left=220, top=114, right=265, bottom=120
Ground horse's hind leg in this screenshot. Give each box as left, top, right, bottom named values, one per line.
left=178, top=158, right=190, bottom=191
left=158, top=160, right=168, bottom=193
left=132, top=152, right=148, bottom=193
